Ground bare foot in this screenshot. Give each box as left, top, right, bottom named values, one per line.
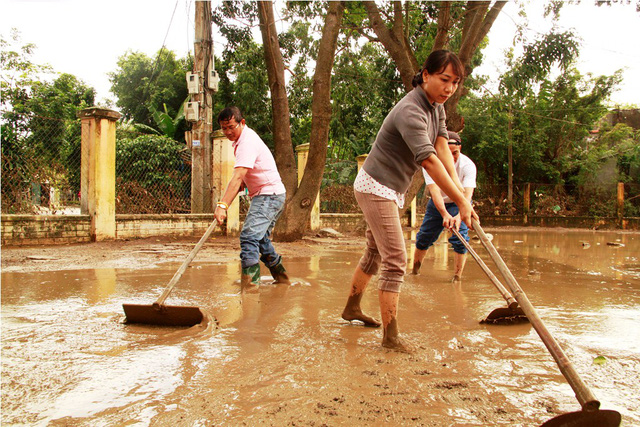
left=341, top=308, right=381, bottom=327
left=381, top=336, right=413, bottom=353
left=452, top=274, right=462, bottom=282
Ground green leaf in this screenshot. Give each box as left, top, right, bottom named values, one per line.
left=593, top=356, right=607, bottom=365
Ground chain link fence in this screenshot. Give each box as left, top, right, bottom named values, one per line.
left=320, top=158, right=359, bottom=213
left=1, top=112, right=81, bottom=214
left=3, top=113, right=638, bottom=220
left=115, top=131, right=191, bottom=214
left=1, top=112, right=193, bottom=215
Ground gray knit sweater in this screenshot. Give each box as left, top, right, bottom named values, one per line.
left=363, top=87, right=447, bottom=194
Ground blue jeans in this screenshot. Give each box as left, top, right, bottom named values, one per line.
left=240, top=193, right=286, bottom=269
left=415, top=199, right=469, bottom=254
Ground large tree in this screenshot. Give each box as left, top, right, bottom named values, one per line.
left=213, top=1, right=345, bottom=240
left=351, top=1, right=506, bottom=130
left=258, top=1, right=345, bottom=240
left=340, top=1, right=507, bottom=212
left=109, top=49, right=192, bottom=130
left=1, top=30, right=95, bottom=212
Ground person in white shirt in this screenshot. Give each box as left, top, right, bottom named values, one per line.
left=412, top=131, right=476, bottom=281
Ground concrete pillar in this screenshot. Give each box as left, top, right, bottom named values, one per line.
left=617, top=182, right=625, bottom=228
left=296, top=143, right=320, bottom=231
left=356, top=154, right=367, bottom=171
left=78, top=108, right=120, bottom=241
left=212, top=130, right=240, bottom=234
left=523, top=183, right=531, bottom=225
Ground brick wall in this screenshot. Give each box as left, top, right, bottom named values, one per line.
left=1, top=215, right=91, bottom=245
left=116, top=214, right=221, bottom=239
left=3, top=213, right=637, bottom=246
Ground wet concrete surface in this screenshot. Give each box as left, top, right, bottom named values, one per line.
left=2, top=229, right=639, bottom=426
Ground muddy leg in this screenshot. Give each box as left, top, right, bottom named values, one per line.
left=453, top=252, right=467, bottom=281
left=379, top=290, right=411, bottom=352
left=341, top=266, right=381, bottom=327
left=412, top=248, right=427, bottom=275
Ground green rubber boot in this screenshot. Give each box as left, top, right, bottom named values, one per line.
left=241, top=264, right=261, bottom=287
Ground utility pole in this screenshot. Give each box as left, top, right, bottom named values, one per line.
left=187, top=0, right=214, bottom=213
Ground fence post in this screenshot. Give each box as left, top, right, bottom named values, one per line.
left=212, top=130, right=240, bottom=234
left=356, top=154, right=367, bottom=172
left=617, top=182, right=625, bottom=228
left=523, top=183, right=530, bottom=225
left=296, top=143, right=320, bottom=231
left=78, top=108, right=121, bottom=241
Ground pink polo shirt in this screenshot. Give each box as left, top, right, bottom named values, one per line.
left=232, top=126, right=286, bottom=197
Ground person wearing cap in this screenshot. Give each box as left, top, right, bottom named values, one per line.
left=412, top=130, right=476, bottom=281
left=214, top=106, right=290, bottom=287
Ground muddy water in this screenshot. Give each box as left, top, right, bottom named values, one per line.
left=2, top=229, right=639, bottom=426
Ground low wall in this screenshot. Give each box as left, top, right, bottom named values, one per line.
left=116, top=214, right=222, bottom=240
left=2, top=213, right=638, bottom=246
left=1, top=214, right=91, bottom=246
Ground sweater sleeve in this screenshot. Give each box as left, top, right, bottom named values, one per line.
left=394, top=103, right=437, bottom=165
left=437, top=104, right=448, bottom=139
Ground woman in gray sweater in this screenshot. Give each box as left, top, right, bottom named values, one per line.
left=341, top=50, right=478, bottom=351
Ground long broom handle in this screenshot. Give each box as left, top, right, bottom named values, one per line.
left=472, top=219, right=599, bottom=411
left=153, top=219, right=219, bottom=309
left=451, top=227, right=518, bottom=310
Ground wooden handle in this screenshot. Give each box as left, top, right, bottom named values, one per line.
left=451, top=227, right=518, bottom=310
left=153, top=219, right=219, bottom=309
left=472, top=219, right=599, bottom=410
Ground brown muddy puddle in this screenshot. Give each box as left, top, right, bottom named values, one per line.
left=2, top=230, right=639, bottom=426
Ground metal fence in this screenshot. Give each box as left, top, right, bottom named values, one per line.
left=318, top=177, right=640, bottom=218
left=1, top=112, right=192, bottom=215
left=114, top=131, right=192, bottom=214
left=1, top=113, right=81, bottom=214
left=3, top=112, right=638, bottom=220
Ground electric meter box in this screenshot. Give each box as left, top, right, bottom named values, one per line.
left=185, top=101, right=199, bottom=122
left=186, top=72, right=200, bottom=94
left=208, top=70, right=220, bottom=92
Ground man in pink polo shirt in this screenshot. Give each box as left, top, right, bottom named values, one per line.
left=214, top=106, right=289, bottom=287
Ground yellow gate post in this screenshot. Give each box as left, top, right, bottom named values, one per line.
left=78, top=108, right=121, bottom=241
left=212, top=130, right=240, bottom=234
left=296, top=143, right=320, bottom=231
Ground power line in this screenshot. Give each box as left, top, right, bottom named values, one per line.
left=141, top=0, right=180, bottom=103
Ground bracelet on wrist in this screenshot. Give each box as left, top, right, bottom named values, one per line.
left=217, top=202, right=229, bottom=210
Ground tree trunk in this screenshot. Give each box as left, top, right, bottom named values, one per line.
left=363, top=1, right=419, bottom=92
left=364, top=1, right=507, bottom=217
left=257, top=1, right=297, bottom=194
left=433, top=2, right=452, bottom=50
left=258, top=1, right=345, bottom=241
left=445, top=1, right=507, bottom=132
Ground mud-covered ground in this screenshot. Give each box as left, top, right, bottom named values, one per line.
left=2, top=227, right=639, bottom=426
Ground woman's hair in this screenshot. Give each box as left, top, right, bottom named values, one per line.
left=411, top=50, right=464, bottom=88
left=217, top=106, right=244, bottom=124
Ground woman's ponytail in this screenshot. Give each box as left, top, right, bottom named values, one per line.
left=411, top=70, right=423, bottom=88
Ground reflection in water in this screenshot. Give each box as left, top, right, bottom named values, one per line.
left=2, top=229, right=639, bottom=425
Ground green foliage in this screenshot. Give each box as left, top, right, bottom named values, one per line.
left=116, top=134, right=188, bottom=192
left=1, top=30, right=95, bottom=203
left=109, top=49, right=192, bottom=133
left=1, top=29, right=54, bottom=155
left=329, top=42, right=403, bottom=162
left=593, top=356, right=607, bottom=365
left=571, top=123, right=639, bottom=188
left=462, top=66, right=620, bottom=186
left=150, top=101, right=186, bottom=139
